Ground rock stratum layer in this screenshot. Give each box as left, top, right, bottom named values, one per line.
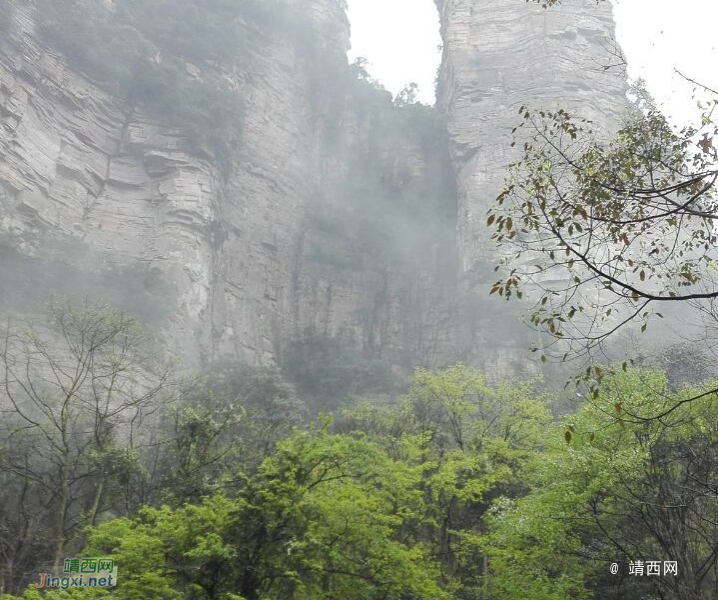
left=0, top=0, right=626, bottom=376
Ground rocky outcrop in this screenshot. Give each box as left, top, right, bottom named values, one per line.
left=434, top=0, right=627, bottom=373
left=0, top=0, right=459, bottom=373
left=0, top=0, right=627, bottom=377
left=1, top=2, right=225, bottom=358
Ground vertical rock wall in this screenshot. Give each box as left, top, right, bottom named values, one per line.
left=0, top=0, right=628, bottom=376
left=434, top=0, right=627, bottom=374
left=0, top=0, right=459, bottom=373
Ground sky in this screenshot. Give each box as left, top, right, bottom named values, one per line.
left=346, top=0, right=441, bottom=105
left=347, top=0, right=718, bottom=125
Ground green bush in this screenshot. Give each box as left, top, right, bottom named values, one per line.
left=282, top=330, right=398, bottom=412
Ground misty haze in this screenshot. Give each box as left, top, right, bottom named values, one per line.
left=0, top=1, right=717, bottom=599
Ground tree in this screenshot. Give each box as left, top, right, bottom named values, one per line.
left=394, top=83, right=420, bottom=107
left=349, top=57, right=372, bottom=82
left=281, top=331, right=396, bottom=413
left=348, top=57, right=386, bottom=92
left=485, top=369, right=718, bottom=600
left=1, top=587, right=109, bottom=600
left=340, top=364, right=552, bottom=598
left=36, top=0, right=248, bottom=177
left=149, top=363, right=306, bottom=504
left=0, top=301, right=172, bottom=587
left=487, top=80, right=718, bottom=415
left=80, top=425, right=448, bottom=600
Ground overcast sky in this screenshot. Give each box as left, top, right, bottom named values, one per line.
left=347, top=0, right=441, bottom=105
left=347, top=0, right=718, bottom=125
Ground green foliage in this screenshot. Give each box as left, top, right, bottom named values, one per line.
left=485, top=369, right=718, bottom=600
left=155, top=362, right=306, bottom=503
left=303, top=53, right=456, bottom=278
left=242, top=426, right=447, bottom=600
left=5, top=343, right=714, bottom=600
left=394, top=82, right=421, bottom=107
left=1, top=588, right=109, bottom=600
left=487, top=92, right=718, bottom=400
left=0, top=240, right=177, bottom=325
left=83, top=426, right=447, bottom=600
left=128, top=59, right=243, bottom=175
left=344, top=57, right=387, bottom=94
left=34, top=0, right=341, bottom=176
left=86, top=497, right=237, bottom=600
left=341, top=365, right=552, bottom=597
left=0, top=300, right=172, bottom=593
left=34, top=0, right=265, bottom=174
left=282, top=331, right=398, bottom=412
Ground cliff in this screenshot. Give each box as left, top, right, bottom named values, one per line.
left=0, top=0, right=626, bottom=376
left=0, top=0, right=458, bottom=373
left=435, top=0, right=627, bottom=374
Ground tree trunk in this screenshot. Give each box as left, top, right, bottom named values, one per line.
left=88, top=480, right=105, bottom=527
left=52, top=457, right=70, bottom=573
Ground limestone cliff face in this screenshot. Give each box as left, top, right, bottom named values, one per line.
left=434, top=0, right=627, bottom=374
left=0, top=0, right=627, bottom=376
left=0, top=0, right=458, bottom=372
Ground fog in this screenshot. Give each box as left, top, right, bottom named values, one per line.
left=0, top=1, right=717, bottom=598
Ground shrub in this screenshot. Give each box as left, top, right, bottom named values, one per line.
left=282, top=330, right=398, bottom=412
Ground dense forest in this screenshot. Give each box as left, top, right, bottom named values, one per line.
left=1, top=0, right=718, bottom=599
left=1, top=301, right=716, bottom=600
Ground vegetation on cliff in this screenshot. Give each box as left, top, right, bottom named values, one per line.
left=30, top=0, right=338, bottom=175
